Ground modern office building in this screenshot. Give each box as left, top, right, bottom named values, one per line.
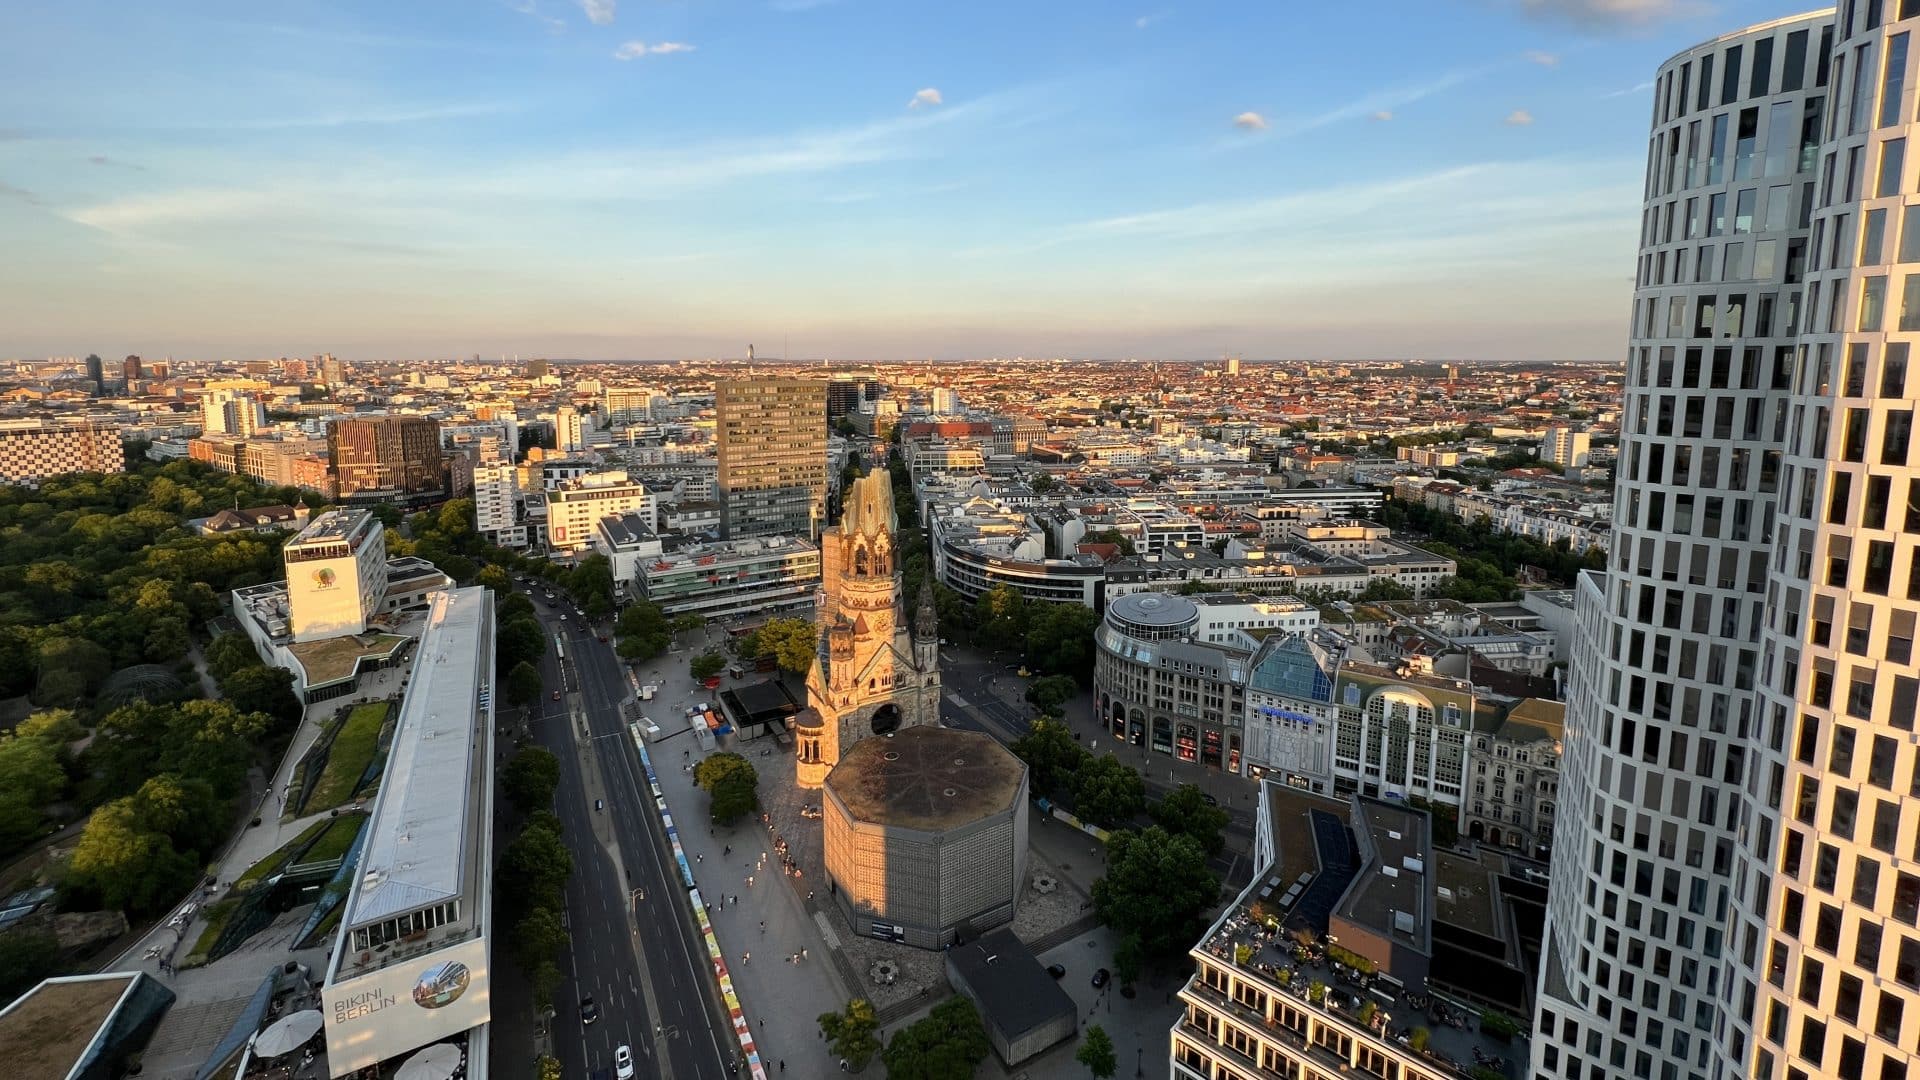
left=602, top=386, right=654, bottom=426
left=201, top=389, right=266, bottom=437
left=1539, top=425, right=1593, bottom=469
left=83, top=353, right=104, bottom=391
left=1534, top=10, right=1920, bottom=1080
left=555, top=405, right=585, bottom=453
left=321, top=587, right=494, bottom=1077
left=283, top=509, right=390, bottom=643
left=327, top=416, right=444, bottom=503
left=121, top=354, right=144, bottom=385
left=715, top=378, right=828, bottom=540
left=318, top=353, right=345, bottom=387
left=0, top=419, right=125, bottom=484
left=544, top=470, right=654, bottom=553
left=635, top=534, right=821, bottom=621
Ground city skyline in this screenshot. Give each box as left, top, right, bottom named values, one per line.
left=0, top=0, right=1814, bottom=363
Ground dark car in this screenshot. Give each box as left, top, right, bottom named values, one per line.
left=580, top=996, right=599, bottom=1025
left=1091, top=967, right=1111, bottom=989
left=1200, top=793, right=1219, bottom=807
left=1046, top=964, right=1066, bottom=979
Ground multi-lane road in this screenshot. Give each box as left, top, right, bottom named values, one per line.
left=523, top=584, right=738, bottom=1080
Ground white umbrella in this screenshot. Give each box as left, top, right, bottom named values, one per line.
left=253, top=1009, right=324, bottom=1057
left=394, top=1042, right=463, bottom=1080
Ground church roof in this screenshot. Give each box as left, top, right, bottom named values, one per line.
left=841, top=467, right=898, bottom=539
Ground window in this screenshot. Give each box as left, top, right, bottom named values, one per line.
left=1885, top=34, right=1911, bottom=129
left=1865, top=207, right=1889, bottom=263
left=1886, top=342, right=1910, bottom=396
left=1882, top=138, right=1908, bottom=197
left=1886, top=410, right=1913, bottom=465
left=1864, top=276, right=1890, bottom=331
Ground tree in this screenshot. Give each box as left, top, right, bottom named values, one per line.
left=614, top=600, right=674, bottom=662
left=1076, top=1024, right=1118, bottom=1078
left=1082, top=528, right=1136, bottom=556
left=535, top=1056, right=562, bottom=1080
left=1356, top=577, right=1414, bottom=602
left=218, top=664, right=303, bottom=731
left=695, top=752, right=759, bottom=825
left=1024, top=674, right=1078, bottom=717
left=881, top=995, right=990, bottom=1080
left=1092, top=826, right=1220, bottom=975
left=0, top=733, right=65, bottom=852
left=1024, top=602, right=1101, bottom=683
left=749, top=617, right=816, bottom=673
left=974, top=584, right=1028, bottom=648
left=131, top=773, right=226, bottom=860
left=567, top=553, right=616, bottom=616
left=499, top=590, right=538, bottom=623
left=1029, top=474, right=1058, bottom=494
left=511, top=904, right=569, bottom=973
left=1149, top=783, right=1231, bottom=857
left=818, top=998, right=881, bottom=1072
left=1073, top=754, right=1145, bottom=829
left=502, top=819, right=573, bottom=914
left=498, top=616, right=547, bottom=671
left=65, top=798, right=199, bottom=915
left=204, top=632, right=263, bottom=681
left=506, top=661, right=545, bottom=709
left=34, top=637, right=111, bottom=707
left=1008, top=718, right=1090, bottom=799
left=690, top=652, right=726, bottom=680
left=477, top=564, right=511, bottom=593
left=501, top=747, right=561, bottom=814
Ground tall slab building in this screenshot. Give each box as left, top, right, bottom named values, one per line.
left=1536, top=8, right=1920, bottom=1080
left=715, top=377, right=828, bottom=540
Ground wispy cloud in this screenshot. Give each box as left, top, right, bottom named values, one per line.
left=614, top=40, right=695, bottom=59
left=88, top=155, right=146, bottom=171
left=1370, top=111, right=1394, bottom=122
left=1516, top=0, right=1705, bottom=30
left=507, top=0, right=566, bottom=33
left=1240, top=67, right=1484, bottom=143
left=220, top=102, right=515, bottom=130
left=909, top=88, right=943, bottom=109
left=1524, top=49, right=1559, bottom=66
left=1599, top=80, right=1656, bottom=99
left=1135, top=12, right=1166, bottom=29
left=1232, top=111, right=1268, bottom=131
left=578, top=0, right=616, bottom=25
left=0, top=181, right=44, bottom=207
left=1505, top=109, right=1535, bottom=126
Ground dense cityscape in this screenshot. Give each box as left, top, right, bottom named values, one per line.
left=3, top=3, right=1915, bottom=1080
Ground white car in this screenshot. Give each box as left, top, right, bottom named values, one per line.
left=614, top=1045, right=635, bottom=1080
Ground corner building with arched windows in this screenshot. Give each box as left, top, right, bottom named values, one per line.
left=1537, top=7, right=1920, bottom=1080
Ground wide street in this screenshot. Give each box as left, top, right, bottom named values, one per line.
left=523, top=583, right=739, bottom=1080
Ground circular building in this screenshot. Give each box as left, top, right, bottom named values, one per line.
left=822, top=725, right=1029, bottom=949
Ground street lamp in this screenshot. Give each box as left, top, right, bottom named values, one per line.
left=1136, top=1047, right=1143, bottom=1077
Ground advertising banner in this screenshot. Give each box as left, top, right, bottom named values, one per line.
left=323, top=935, right=489, bottom=1076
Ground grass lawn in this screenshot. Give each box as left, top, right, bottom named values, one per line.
left=305, top=702, right=391, bottom=813
left=182, top=898, right=238, bottom=968
left=301, top=815, right=366, bottom=865
left=233, top=819, right=331, bottom=892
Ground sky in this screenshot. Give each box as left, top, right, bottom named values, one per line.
left=0, top=0, right=1825, bottom=364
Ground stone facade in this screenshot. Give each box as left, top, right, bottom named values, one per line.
left=795, top=467, right=941, bottom=789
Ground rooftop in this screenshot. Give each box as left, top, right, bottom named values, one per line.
left=826, top=726, right=1026, bottom=832
left=333, top=587, right=492, bottom=970
left=0, top=973, right=141, bottom=1080
left=945, top=927, right=1076, bottom=1040
left=288, top=507, right=376, bottom=547
left=286, top=632, right=410, bottom=688
left=1340, top=800, right=1431, bottom=953
left=1107, top=590, right=1198, bottom=627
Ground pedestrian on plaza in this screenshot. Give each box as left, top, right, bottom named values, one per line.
left=724, top=845, right=731, bottom=855
left=697, top=853, right=703, bottom=863
left=801, top=948, right=808, bottom=960
left=759, top=921, right=765, bottom=933
left=742, top=952, right=750, bottom=964
left=780, top=1061, right=785, bottom=1073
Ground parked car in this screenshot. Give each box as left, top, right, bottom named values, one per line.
left=1091, top=967, right=1111, bottom=989
left=580, top=996, right=599, bottom=1025
left=1046, top=964, right=1066, bottom=979
left=1200, top=793, right=1219, bottom=807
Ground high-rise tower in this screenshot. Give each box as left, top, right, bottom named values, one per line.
left=1537, top=8, right=1920, bottom=1079
left=715, top=378, right=828, bottom=540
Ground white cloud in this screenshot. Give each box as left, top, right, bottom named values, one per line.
left=614, top=40, right=695, bottom=59
left=1524, top=50, right=1559, bottom=66
left=1517, top=0, right=1703, bottom=29
left=1370, top=111, right=1394, bottom=122
left=579, top=0, right=616, bottom=26
left=1233, top=111, right=1268, bottom=131
left=1599, top=80, right=1656, bottom=99
left=1505, top=109, right=1535, bottom=126
left=1135, top=12, right=1166, bottom=29
left=909, top=88, right=943, bottom=109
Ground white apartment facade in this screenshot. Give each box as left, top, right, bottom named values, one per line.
left=283, top=508, right=389, bottom=642
left=472, top=462, right=525, bottom=548
left=545, top=470, right=654, bottom=553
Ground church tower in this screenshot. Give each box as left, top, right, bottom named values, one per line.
left=795, top=467, right=942, bottom=790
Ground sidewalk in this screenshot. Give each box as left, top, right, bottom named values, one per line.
left=634, top=658, right=847, bottom=1078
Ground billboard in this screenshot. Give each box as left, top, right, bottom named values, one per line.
left=324, top=935, right=489, bottom=1077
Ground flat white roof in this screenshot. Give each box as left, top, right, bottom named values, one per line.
left=343, top=587, right=492, bottom=929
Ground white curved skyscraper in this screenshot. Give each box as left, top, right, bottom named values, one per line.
left=1538, top=5, right=1920, bottom=1079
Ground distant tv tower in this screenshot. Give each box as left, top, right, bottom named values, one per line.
left=748, top=343, right=755, bottom=362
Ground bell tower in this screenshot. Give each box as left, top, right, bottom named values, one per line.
left=797, top=467, right=942, bottom=789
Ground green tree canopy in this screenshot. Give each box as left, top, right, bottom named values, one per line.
left=1082, top=528, right=1136, bottom=556
left=1092, top=826, right=1220, bottom=979
left=0, top=731, right=66, bottom=852
left=1149, top=783, right=1231, bottom=857
left=1024, top=674, right=1079, bottom=717
left=689, top=652, right=726, bottom=680
left=1009, top=718, right=1090, bottom=800
left=1076, top=1024, right=1118, bottom=1078
left=218, top=664, right=303, bottom=731
left=1024, top=602, right=1100, bottom=683
left=615, top=600, right=673, bottom=662
left=743, top=617, right=816, bottom=673
left=1073, top=754, right=1146, bottom=829
left=65, top=797, right=200, bottom=915
left=499, top=590, right=538, bottom=623
left=204, top=632, right=263, bottom=681
left=510, top=903, right=569, bottom=974
left=501, top=747, right=561, bottom=814
left=694, top=752, right=759, bottom=824
left=477, top=564, right=512, bottom=593
left=881, top=995, right=990, bottom=1080
left=567, top=553, right=616, bottom=616
left=498, top=617, right=547, bottom=671
left=818, top=998, right=881, bottom=1071
left=506, top=661, right=545, bottom=709
left=973, top=584, right=1028, bottom=649
left=502, top=818, right=573, bottom=915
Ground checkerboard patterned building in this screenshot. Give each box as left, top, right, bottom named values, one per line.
left=0, top=420, right=126, bottom=484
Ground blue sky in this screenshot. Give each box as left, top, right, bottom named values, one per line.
left=0, top=1, right=1820, bottom=363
